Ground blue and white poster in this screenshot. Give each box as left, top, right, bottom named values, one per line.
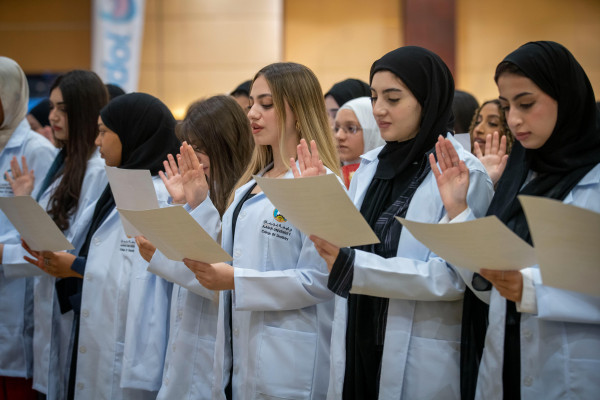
left=92, top=0, right=145, bottom=93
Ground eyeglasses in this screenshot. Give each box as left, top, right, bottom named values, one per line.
left=334, top=125, right=362, bottom=135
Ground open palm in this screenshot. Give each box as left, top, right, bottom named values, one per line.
left=5, top=156, right=35, bottom=196
left=180, top=142, right=209, bottom=208
left=159, top=153, right=186, bottom=204
left=429, top=136, right=469, bottom=220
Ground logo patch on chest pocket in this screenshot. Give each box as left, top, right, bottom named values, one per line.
left=273, top=208, right=287, bottom=223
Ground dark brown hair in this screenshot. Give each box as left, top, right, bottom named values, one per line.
left=176, top=95, right=254, bottom=215
left=48, top=70, right=108, bottom=231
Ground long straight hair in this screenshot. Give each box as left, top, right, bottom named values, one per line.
left=177, top=95, right=254, bottom=216
left=229, top=62, right=341, bottom=206
left=47, top=70, right=108, bottom=231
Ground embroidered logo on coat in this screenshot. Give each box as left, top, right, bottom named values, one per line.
left=273, top=209, right=287, bottom=223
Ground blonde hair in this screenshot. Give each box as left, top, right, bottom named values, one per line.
left=229, top=62, right=341, bottom=206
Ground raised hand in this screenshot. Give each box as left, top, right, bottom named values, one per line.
left=291, top=139, right=327, bottom=178
left=473, top=131, right=508, bottom=186
left=429, top=136, right=469, bottom=220
left=5, top=156, right=35, bottom=196
left=135, top=235, right=156, bottom=262
left=179, top=142, right=209, bottom=209
left=158, top=153, right=186, bottom=204
left=22, top=240, right=81, bottom=278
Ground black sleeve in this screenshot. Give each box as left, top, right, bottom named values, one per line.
left=327, top=247, right=355, bottom=298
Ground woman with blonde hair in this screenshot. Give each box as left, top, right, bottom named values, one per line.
left=183, top=62, right=341, bottom=399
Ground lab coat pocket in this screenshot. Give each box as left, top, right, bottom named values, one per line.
left=403, top=336, right=460, bottom=399
left=256, top=325, right=317, bottom=399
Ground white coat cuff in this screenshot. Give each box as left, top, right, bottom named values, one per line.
left=517, top=267, right=538, bottom=314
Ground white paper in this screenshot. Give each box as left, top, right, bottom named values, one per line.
left=0, top=196, right=73, bottom=251
left=118, top=206, right=231, bottom=263
left=254, top=174, right=379, bottom=248
left=520, top=195, right=600, bottom=296
left=396, top=216, right=536, bottom=272
left=105, top=166, right=159, bottom=236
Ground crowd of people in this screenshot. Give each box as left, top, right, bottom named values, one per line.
left=0, top=39, right=598, bottom=400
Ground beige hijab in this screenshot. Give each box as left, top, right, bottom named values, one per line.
left=0, top=56, right=29, bottom=151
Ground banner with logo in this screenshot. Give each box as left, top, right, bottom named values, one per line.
left=92, top=0, right=145, bottom=93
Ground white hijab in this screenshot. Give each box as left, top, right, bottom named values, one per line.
left=0, top=56, right=29, bottom=151
left=339, top=96, right=385, bottom=157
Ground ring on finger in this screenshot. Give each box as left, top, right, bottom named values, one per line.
left=44, top=257, right=50, bottom=267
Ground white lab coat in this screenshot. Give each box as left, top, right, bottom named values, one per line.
left=212, top=166, right=337, bottom=400
left=74, top=176, right=168, bottom=400
left=147, top=197, right=221, bottom=400
left=473, top=163, right=600, bottom=400
left=0, top=119, right=57, bottom=378
left=2, top=149, right=107, bottom=398
left=327, top=135, right=494, bottom=399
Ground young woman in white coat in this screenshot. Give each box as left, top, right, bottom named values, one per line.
left=310, top=46, right=494, bottom=399
left=0, top=56, right=56, bottom=400
left=135, top=95, right=254, bottom=399
left=5, top=70, right=109, bottom=400
left=24, top=92, right=181, bottom=400
left=183, top=62, right=341, bottom=399
left=432, top=41, right=600, bottom=400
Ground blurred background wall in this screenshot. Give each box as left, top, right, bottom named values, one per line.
left=1, top=0, right=599, bottom=118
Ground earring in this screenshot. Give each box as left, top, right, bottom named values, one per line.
left=295, top=121, right=301, bottom=132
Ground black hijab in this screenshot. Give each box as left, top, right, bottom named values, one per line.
left=342, top=47, right=455, bottom=399
left=481, top=41, right=600, bottom=400
left=488, top=41, right=600, bottom=241
left=369, top=46, right=454, bottom=178
left=29, top=99, right=51, bottom=127
left=325, top=78, right=371, bottom=108
left=80, top=92, right=181, bottom=259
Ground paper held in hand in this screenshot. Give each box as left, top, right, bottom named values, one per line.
left=105, top=166, right=159, bottom=237
left=0, top=195, right=73, bottom=251
left=254, top=174, right=379, bottom=248
left=396, top=215, right=536, bottom=272
left=118, top=206, right=232, bottom=263
left=519, top=195, right=600, bottom=297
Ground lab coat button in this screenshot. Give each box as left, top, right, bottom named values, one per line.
left=240, top=211, right=246, bottom=218
left=233, top=328, right=239, bottom=337
left=233, top=249, right=241, bottom=258
left=79, top=346, right=87, bottom=354
left=85, top=274, right=92, bottom=281
left=164, top=378, right=169, bottom=386
left=523, top=330, right=532, bottom=339
left=523, top=376, right=533, bottom=387
left=76, top=382, right=84, bottom=390
left=82, top=309, right=89, bottom=318
left=93, top=238, right=101, bottom=246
